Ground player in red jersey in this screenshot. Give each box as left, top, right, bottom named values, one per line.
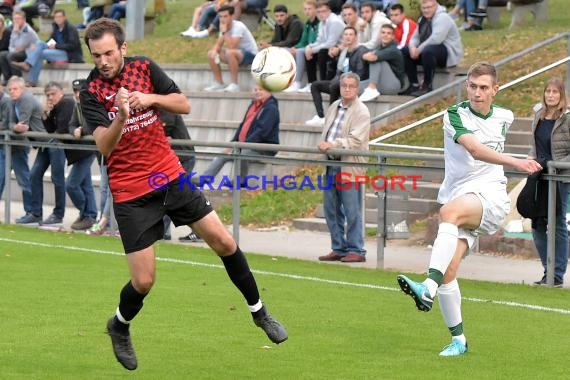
left=80, top=18, right=287, bottom=371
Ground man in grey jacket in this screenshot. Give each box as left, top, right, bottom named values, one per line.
left=0, top=10, right=39, bottom=86
left=401, top=0, right=464, bottom=97
left=6, top=76, right=46, bottom=224
left=304, top=1, right=345, bottom=83
left=6, top=76, right=42, bottom=222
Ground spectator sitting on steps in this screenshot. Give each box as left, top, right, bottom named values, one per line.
left=258, top=4, right=303, bottom=50
left=204, top=5, right=258, bottom=93
left=11, top=9, right=83, bottom=88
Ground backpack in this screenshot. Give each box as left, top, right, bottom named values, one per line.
left=516, top=170, right=548, bottom=219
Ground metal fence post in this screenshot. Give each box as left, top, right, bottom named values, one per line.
left=232, top=145, right=241, bottom=244
left=126, top=0, right=146, bottom=41
left=546, top=162, right=557, bottom=287
left=375, top=156, right=387, bottom=269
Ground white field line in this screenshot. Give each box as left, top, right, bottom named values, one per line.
left=2, top=237, right=570, bottom=315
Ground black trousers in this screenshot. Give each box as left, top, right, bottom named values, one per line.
left=402, top=44, right=448, bottom=88
left=310, top=77, right=341, bottom=118
left=305, top=49, right=337, bottom=83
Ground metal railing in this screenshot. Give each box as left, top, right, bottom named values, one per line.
left=370, top=32, right=570, bottom=149
left=1, top=130, right=454, bottom=269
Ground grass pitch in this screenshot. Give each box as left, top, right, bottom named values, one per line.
left=0, top=225, right=569, bottom=379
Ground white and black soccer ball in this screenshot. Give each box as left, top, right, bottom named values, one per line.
left=250, top=47, right=296, bottom=92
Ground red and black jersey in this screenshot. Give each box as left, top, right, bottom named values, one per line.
left=80, top=56, right=184, bottom=203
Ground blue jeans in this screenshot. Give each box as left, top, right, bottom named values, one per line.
left=30, top=147, right=66, bottom=218
left=245, top=0, right=268, bottom=10
left=323, top=166, right=366, bottom=255
left=531, top=182, right=569, bottom=282
left=0, top=146, right=32, bottom=214
left=109, top=3, right=127, bottom=20
left=199, top=4, right=217, bottom=30
left=25, top=41, right=69, bottom=85
left=66, top=154, right=97, bottom=219
left=99, top=163, right=111, bottom=220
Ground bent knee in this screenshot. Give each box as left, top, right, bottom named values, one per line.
left=207, top=232, right=237, bottom=256
left=439, top=205, right=460, bottom=224
left=132, top=275, right=155, bottom=294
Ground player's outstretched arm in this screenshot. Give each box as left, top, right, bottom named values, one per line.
left=457, top=134, right=542, bottom=174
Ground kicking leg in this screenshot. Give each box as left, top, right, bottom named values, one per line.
left=397, top=193, right=482, bottom=311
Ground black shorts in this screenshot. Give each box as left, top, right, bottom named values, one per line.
left=114, top=179, right=214, bottom=253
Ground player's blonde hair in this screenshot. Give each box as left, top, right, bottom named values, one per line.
left=467, top=62, right=498, bottom=85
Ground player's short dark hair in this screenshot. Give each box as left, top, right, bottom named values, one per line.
left=316, top=1, right=331, bottom=9
left=342, top=3, right=357, bottom=12
left=344, top=25, right=357, bottom=35
left=390, top=3, right=405, bottom=13
left=84, top=18, right=125, bottom=51
left=45, top=81, right=63, bottom=92
left=360, top=2, right=377, bottom=12
left=53, top=9, right=65, bottom=17
left=217, top=5, right=235, bottom=15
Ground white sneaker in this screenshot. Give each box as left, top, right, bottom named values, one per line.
left=192, top=29, right=210, bottom=39
left=224, top=83, right=240, bottom=92
left=283, top=82, right=300, bottom=93
left=181, top=26, right=196, bottom=37
left=299, top=84, right=312, bottom=93
left=359, top=87, right=380, bottom=102
left=305, top=115, right=325, bottom=126
left=204, top=82, right=226, bottom=91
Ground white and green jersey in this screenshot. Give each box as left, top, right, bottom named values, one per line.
left=437, top=101, right=514, bottom=204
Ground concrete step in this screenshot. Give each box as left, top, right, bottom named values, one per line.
left=505, top=130, right=533, bottom=146
left=509, top=117, right=533, bottom=132
left=184, top=119, right=323, bottom=148
left=184, top=91, right=408, bottom=125
left=315, top=201, right=436, bottom=225
left=291, top=216, right=379, bottom=232
left=504, top=144, right=531, bottom=155
left=35, top=63, right=466, bottom=95
left=28, top=86, right=409, bottom=127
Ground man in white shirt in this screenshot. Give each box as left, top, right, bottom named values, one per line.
left=205, top=5, right=258, bottom=92
left=359, top=2, right=392, bottom=50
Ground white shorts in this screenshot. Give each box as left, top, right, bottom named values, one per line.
left=458, top=191, right=510, bottom=249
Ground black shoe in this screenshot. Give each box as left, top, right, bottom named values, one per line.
left=253, top=311, right=288, bottom=344
left=554, top=278, right=564, bottom=288
left=533, top=276, right=546, bottom=285
left=106, top=317, right=137, bottom=370
left=15, top=213, right=41, bottom=224
left=470, top=8, right=487, bottom=17
left=178, top=231, right=203, bottom=243
left=411, top=86, right=433, bottom=97
left=398, top=85, right=419, bottom=96
left=163, top=234, right=171, bottom=241
left=40, top=213, right=63, bottom=226
left=465, top=24, right=483, bottom=31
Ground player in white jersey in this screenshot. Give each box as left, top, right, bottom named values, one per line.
left=396, top=62, right=542, bottom=356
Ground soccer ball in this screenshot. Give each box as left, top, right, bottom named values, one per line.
left=251, top=47, right=296, bottom=92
